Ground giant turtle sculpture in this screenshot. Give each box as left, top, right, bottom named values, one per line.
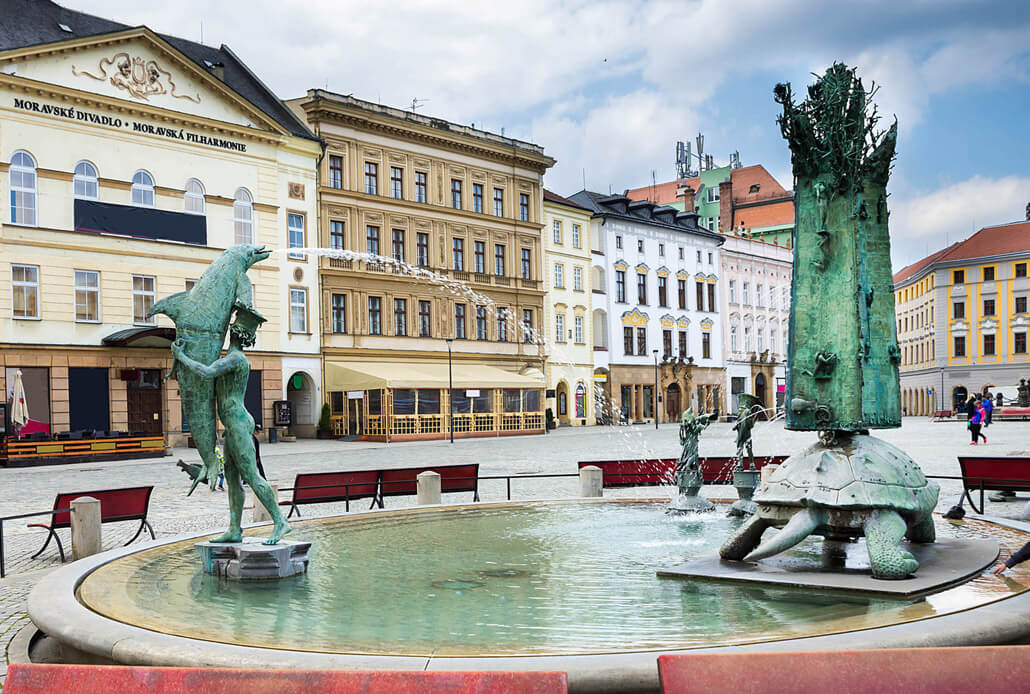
left=719, top=433, right=939, bottom=579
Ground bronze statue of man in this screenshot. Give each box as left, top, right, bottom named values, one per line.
left=172, top=305, right=291, bottom=545
left=676, top=408, right=715, bottom=488
left=732, top=393, right=761, bottom=470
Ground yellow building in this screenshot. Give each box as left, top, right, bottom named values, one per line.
left=287, top=91, right=555, bottom=441
left=893, top=218, right=1030, bottom=414
left=0, top=3, right=321, bottom=450
left=542, top=190, right=595, bottom=426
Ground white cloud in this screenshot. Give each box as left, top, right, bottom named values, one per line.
left=890, top=175, right=1030, bottom=267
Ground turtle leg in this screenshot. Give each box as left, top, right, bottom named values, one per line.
left=719, top=514, right=771, bottom=561
left=905, top=513, right=936, bottom=543
left=865, top=509, right=919, bottom=579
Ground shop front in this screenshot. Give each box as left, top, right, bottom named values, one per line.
left=325, top=361, right=546, bottom=441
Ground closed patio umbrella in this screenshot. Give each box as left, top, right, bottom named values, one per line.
left=10, top=369, right=29, bottom=438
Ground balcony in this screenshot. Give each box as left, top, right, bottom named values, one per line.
left=493, top=276, right=511, bottom=287
left=519, top=278, right=540, bottom=290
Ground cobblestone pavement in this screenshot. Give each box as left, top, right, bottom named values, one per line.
left=2, top=417, right=1028, bottom=686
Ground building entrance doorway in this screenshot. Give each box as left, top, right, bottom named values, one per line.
left=127, top=369, right=163, bottom=434
left=754, top=373, right=767, bottom=419
left=666, top=383, right=681, bottom=420
left=348, top=397, right=363, bottom=436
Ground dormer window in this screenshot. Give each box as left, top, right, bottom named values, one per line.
left=58, top=23, right=73, bottom=33
left=749, top=184, right=761, bottom=194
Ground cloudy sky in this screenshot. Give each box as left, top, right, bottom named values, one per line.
left=66, top=0, right=1030, bottom=269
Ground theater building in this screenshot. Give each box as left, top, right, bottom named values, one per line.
left=0, top=0, right=321, bottom=457
left=287, top=91, right=554, bottom=441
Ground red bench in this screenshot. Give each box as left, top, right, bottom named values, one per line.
left=957, top=456, right=1030, bottom=513
left=377, top=464, right=480, bottom=507
left=3, top=664, right=568, bottom=694
left=28, top=486, right=155, bottom=562
left=658, top=646, right=1030, bottom=693
left=280, top=464, right=480, bottom=516
left=578, top=457, right=787, bottom=488
left=281, top=471, right=381, bottom=517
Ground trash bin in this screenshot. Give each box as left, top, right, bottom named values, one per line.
left=268, top=427, right=278, bottom=444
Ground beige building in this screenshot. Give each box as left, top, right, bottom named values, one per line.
left=0, top=3, right=321, bottom=451
left=542, top=190, right=595, bottom=426
left=287, top=91, right=555, bottom=441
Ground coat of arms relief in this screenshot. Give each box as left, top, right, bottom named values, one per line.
left=72, top=52, right=201, bottom=103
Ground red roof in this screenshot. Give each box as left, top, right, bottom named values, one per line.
left=543, top=188, right=591, bottom=211
left=625, top=165, right=790, bottom=208
left=734, top=200, right=795, bottom=230
left=624, top=178, right=688, bottom=206
left=892, top=220, right=1030, bottom=284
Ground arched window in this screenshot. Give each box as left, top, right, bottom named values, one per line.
left=10, top=150, right=37, bottom=225
left=575, top=382, right=586, bottom=418
left=184, top=178, right=205, bottom=214
left=233, top=187, right=253, bottom=244
left=131, top=170, right=155, bottom=207
left=73, top=161, right=98, bottom=200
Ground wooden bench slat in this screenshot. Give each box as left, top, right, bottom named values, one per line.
left=579, top=457, right=788, bottom=488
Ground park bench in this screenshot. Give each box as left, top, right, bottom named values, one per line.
left=280, top=464, right=480, bottom=517
left=27, top=486, right=155, bottom=562
left=658, top=646, right=1030, bottom=693
left=957, top=456, right=1030, bottom=513
left=578, top=456, right=787, bottom=488
left=932, top=409, right=953, bottom=421
left=3, top=664, right=568, bottom=694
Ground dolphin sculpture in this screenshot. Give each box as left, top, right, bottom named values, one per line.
left=148, top=244, right=270, bottom=493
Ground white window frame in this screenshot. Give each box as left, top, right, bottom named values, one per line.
left=573, top=266, right=583, bottom=291
left=131, top=170, right=155, bottom=207
left=554, top=263, right=564, bottom=289
left=615, top=235, right=623, bottom=250
left=743, top=282, right=750, bottom=306
left=73, top=161, right=99, bottom=201
left=331, top=293, right=347, bottom=334
left=572, top=224, right=581, bottom=248
left=574, top=315, right=584, bottom=344
left=10, top=150, right=37, bottom=225
left=288, top=212, right=306, bottom=260
left=12, top=263, right=40, bottom=319
left=290, top=288, right=307, bottom=333
left=184, top=178, right=205, bottom=214
left=555, top=312, right=565, bottom=342
left=729, top=280, right=736, bottom=303
left=553, top=220, right=562, bottom=244
left=756, top=284, right=764, bottom=307
left=658, top=243, right=665, bottom=257
left=730, top=325, right=738, bottom=352
left=233, top=188, right=254, bottom=244
left=74, top=269, right=100, bottom=322
left=132, top=274, right=156, bottom=325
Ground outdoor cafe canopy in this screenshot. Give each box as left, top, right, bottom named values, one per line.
left=325, top=361, right=545, bottom=392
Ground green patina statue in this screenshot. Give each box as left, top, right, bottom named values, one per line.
left=732, top=393, right=762, bottom=470
left=719, top=65, right=939, bottom=579
left=151, top=244, right=291, bottom=545
left=148, top=245, right=270, bottom=495
left=668, top=408, right=716, bottom=513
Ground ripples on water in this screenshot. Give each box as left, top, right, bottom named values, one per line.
left=81, top=502, right=1027, bottom=655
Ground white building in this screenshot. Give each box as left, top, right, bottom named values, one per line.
left=570, top=191, right=726, bottom=423
left=720, top=235, right=792, bottom=416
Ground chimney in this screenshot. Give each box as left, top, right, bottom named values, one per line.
left=679, top=185, right=696, bottom=212
left=718, top=179, right=733, bottom=233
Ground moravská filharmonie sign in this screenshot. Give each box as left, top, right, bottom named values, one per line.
left=11, top=96, right=247, bottom=152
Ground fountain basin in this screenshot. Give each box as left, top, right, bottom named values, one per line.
left=28, top=499, right=1030, bottom=693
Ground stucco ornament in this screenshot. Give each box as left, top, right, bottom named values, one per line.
left=719, top=65, right=938, bottom=579
left=73, top=51, right=201, bottom=103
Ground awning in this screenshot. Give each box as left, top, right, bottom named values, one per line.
left=102, top=327, right=177, bottom=347
left=326, top=361, right=545, bottom=391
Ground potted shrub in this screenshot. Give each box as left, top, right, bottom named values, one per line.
left=281, top=427, right=297, bottom=443
left=317, top=403, right=332, bottom=439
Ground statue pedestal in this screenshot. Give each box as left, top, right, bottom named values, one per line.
left=728, top=468, right=761, bottom=517
left=668, top=467, right=715, bottom=513
left=196, top=538, right=311, bottom=580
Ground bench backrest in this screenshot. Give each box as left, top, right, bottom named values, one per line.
left=293, top=471, right=380, bottom=504
left=3, top=664, right=569, bottom=694
left=658, top=646, right=1030, bottom=693
left=580, top=456, right=788, bottom=487
left=380, top=464, right=479, bottom=497
left=957, top=457, right=1030, bottom=491
left=49, top=486, right=154, bottom=529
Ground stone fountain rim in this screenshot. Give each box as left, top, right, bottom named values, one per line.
left=26, top=499, right=1030, bottom=694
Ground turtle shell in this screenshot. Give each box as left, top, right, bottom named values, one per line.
left=755, top=434, right=939, bottom=512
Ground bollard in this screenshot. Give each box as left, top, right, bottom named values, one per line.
left=1022, top=500, right=1030, bottom=522
left=70, top=496, right=102, bottom=561
left=760, top=464, right=780, bottom=487
left=417, top=471, right=442, bottom=505
left=252, top=484, right=279, bottom=523
left=580, top=465, right=603, bottom=498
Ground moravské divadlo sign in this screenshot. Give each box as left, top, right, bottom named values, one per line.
left=11, top=96, right=248, bottom=152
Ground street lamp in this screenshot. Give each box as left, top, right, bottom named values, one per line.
left=652, top=349, right=659, bottom=430
left=446, top=338, right=454, bottom=444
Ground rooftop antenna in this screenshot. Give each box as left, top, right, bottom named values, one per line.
left=652, top=170, right=657, bottom=202
left=410, top=97, right=429, bottom=112
left=200, top=21, right=203, bottom=44
left=582, top=168, right=586, bottom=190
left=729, top=151, right=741, bottom=169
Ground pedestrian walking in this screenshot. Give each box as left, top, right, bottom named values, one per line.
left=983, top=392, right=993, bottom=427
left=965, top=394, right=977, bottom=421
left=968, top=401, right=986, bottom=446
